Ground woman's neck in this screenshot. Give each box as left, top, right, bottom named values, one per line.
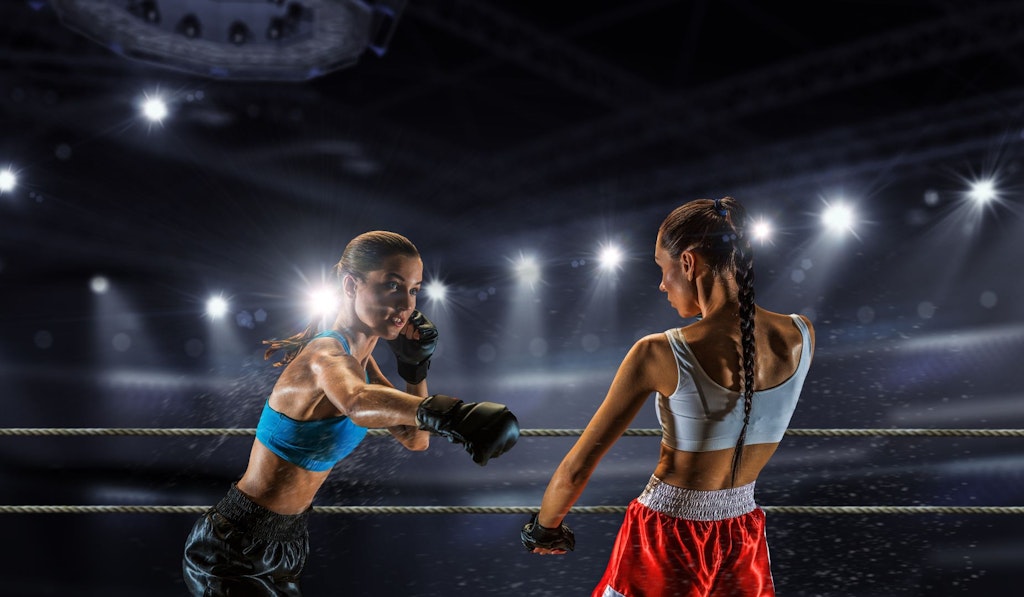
left=330, top=313, right=377, bottom=363
left=695, top=273, right=740, bottom=317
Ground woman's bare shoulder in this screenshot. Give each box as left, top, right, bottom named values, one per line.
left=630, top=331, right=678, bottom=372
left=756, top=307, right=815, bottom=354
left=634, top=331, right=673, bottom=353
left=276, top=338, right=355, bottom=382
left=757, top=306, right=812, bottom=329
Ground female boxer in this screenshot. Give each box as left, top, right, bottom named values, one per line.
left=523, top=198, right=814, bottom=597
left=184, top=230, right=519, bottom=595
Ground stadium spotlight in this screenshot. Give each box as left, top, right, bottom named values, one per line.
left=750, top=218, right=773, bottom=243
left=821, top=202, right=856, bottom=234
left=140, top=93, right=168, bottom=122
left=206, top=295, right=229, bottom=319
left=515, top=254, right=541, bottom=286
left=968, top=179, right=997, bottom=205
left=598, top=244, right=623, bottom=271
left=0, top=168, right=16, bottom=193
left=425, top=280, right=448, bottom=303
left=308, top=287, right=339, bottom=319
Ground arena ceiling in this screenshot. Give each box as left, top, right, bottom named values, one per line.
left=4, top=1, right=1024, bottom=280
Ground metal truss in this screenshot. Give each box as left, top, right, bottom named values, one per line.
left=484, top=2, right=1024, bottom=192
left=405, top=0, right=661, bottom=107
left=532, top=86, right=1024, bottom=213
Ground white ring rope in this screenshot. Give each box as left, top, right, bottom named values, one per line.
left=0, top=505, right=1020, bottom=515
left=1, top=428, right=1022, bottom=437
left=2, top=427, right=1019, bottom=515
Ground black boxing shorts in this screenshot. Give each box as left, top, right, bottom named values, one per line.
left=183, top=483, right=310, bottom=596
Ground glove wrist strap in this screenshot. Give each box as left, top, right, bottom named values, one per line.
left=397, top=359, right=430, bottom=384
left=521, top=513, right=575, bottom=551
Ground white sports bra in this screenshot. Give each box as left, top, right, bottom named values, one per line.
left=656, top=314, right=812, bottom=452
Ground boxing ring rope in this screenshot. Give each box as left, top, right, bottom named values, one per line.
left=2, top=427, right=1023, bottom=438
left=1, top=505, right=1022, bottom=515
left=2, top=427, right=1022, bottom=515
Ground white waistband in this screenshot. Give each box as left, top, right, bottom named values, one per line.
left=636, top=476, right=756, bottom=521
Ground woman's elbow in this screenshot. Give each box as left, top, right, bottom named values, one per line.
left=556, top=459, right=594, bottom=489
left=405, top=431, right=430, bottom=452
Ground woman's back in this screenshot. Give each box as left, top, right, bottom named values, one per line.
left=650, top=307, right=814, bottom=490
left=682, top=307, right=809, bottom=391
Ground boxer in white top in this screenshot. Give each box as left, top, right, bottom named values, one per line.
left=522, top=197, right=815, bottom=597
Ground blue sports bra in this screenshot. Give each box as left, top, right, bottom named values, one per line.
left=656, top=314, right=812, bottom=452
left=255, top=330, right=369, bottom=472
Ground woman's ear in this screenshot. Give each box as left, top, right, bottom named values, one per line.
left=342, top=274, right=358, bottom=299
left=680, top=250, right=696, bottom=281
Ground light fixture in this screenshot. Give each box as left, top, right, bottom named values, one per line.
left=968, top=179, right=996, bottom=204
left=206, top=296, right=229, bottom=319
left=821, top=202, right=856, bottom=234
left=176, top=14, right=201, bottom=39
left=425, top=280, right=448, bottom=303
left=597, top=244, right=623, bottom=271
left=0, top=168, right=16, bottom=193
left=51, top=0, right=408, bottom=81
left=750, top=219, right=773, bottom=243
left=515, top=255, right=541, bottom=286
left=228, top=20, right=249, bottom=46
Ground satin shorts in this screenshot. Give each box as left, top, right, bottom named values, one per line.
left=594, top=476, right=774, bottom=597
left=183, top=484, right=310, bottom=596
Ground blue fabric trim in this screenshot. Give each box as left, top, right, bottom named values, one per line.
left=313, top=329, right=351, bottom=351
left=254, top=328, right=370, bottom=471
left=255, top=402, right=367, bottom=471
left=312, top=330, right=369, bottom=382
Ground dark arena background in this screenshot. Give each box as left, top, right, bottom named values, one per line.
left=2, top=1, right=1023, bottom=595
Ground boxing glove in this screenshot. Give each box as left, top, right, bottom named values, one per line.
left=387, top=310, right=437, bottom=384
left=416, top=394, right=519, bottom=465
left=521, top=513, right=575, bottom=552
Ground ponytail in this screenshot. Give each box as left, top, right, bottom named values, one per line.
left=263, top=318, right=320, bottom=367
left=660, top=196, right=757, bottom=487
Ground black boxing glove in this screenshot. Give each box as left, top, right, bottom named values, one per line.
left=521, top=513, right=575, bottom=552
left=387, top=310, right=437, bottom=384
left=415, top=394, right=519, bottom=466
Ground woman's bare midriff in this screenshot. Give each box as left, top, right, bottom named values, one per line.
left=652, top=442, right=780, bottom=491
left=236, top=441, right=332, bottom=514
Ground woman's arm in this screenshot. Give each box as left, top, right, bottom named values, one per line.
left=367, top=355, right=430, bottom=451
left=307, top=346, right=425, bottom=430
left=535, top=337, right=661, bottom=530
left=306, top=342, right=514, bottom=462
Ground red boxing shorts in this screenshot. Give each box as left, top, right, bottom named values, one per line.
left=593, top=476, right=774, bottom=597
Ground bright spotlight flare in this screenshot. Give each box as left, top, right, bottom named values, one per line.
left=206, top=296, right=229, bottom=319
left=425, top=280, right=448, bottom=302
left=89, top=275, right=109, bottom=294
left=308, top=287, right=339, bottom=319
left=821, top=202, right=856, bottom=234
left=969, top=179, right=996, bottom=204
left=515, top=254, right=541, bottom=285
left=0, top=168, right=16, bottom=193
left=750, top=218, right=773, bottom=243
left=598, top=244, right=623, bottom=271
left=140, top=93, right=168, bottom=122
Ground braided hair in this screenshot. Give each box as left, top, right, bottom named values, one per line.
left=262, top=231, right=420, bottom=367
left=659, top=197, right=756, bottom=486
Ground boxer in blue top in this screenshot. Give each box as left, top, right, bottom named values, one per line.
left=522, top=198, right=815, bottom=597
left=183, top=231, right=519, bottom=596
